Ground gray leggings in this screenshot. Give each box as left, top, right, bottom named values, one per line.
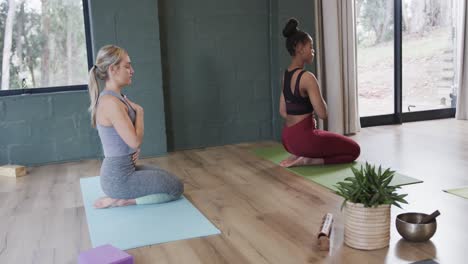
left=100, top=155, right=184, bottom=202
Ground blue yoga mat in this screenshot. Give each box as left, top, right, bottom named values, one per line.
left=80, top=176, right=221, bottom=250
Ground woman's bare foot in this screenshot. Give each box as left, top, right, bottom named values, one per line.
left=94, top=197, right=136, bottom=209
left=283, top=156, right=325, bottom=168
left=279, top=155, right=300, bottom=167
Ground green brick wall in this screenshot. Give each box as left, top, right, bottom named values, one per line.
left=159, top=0, right=273, bottom=150
left=0, top=92, right=100, bottom=165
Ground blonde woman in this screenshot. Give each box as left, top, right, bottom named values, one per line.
left=88, top=45, right=183, bottom=208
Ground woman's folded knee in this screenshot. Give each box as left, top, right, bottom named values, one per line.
left=353, top=143, right=361, bottom=159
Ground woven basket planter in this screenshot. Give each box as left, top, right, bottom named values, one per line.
left=344, top=201, right=391, bottom=250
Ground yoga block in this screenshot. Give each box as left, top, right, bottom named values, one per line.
left=78, top=244, right=133, bottom=264
left=0, top=165, right=27, bottom=178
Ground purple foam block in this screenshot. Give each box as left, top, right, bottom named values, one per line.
left=78, top=244, right=133, bottom=264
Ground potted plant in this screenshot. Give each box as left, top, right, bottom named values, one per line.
left=335, top=162, right=408, bottom=250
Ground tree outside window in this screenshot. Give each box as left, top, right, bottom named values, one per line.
left=0, top=0, right=89, bottom=91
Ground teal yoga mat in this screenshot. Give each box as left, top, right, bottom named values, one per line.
left=253, top=145, right=422, bottom=191
left=80, top=176, right=220, bottom=250
left=443, top=187, right=468, bottom=199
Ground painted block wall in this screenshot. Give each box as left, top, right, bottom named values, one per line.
left=158, top=0, right=273, bottom=150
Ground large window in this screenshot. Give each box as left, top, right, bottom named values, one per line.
left=402, top=0, right=458, bottom=113
left=356, top=0, right=395, bottom=117
left=0, top=0, right=91, bottom=96
left=356, top=0, right=460, bottom=126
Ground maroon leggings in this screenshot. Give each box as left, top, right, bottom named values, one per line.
left=281, top=117, right=360, bottom=164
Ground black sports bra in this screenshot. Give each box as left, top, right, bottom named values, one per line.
left=283, top=68, right=313, bottom=115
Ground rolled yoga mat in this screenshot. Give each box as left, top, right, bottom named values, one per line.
left=252, top=145, right=422, bottom=192
left=80, top=176, right=220, bottom=250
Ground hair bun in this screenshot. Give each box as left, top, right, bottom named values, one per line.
left=282, top=18, right=299, bottom=38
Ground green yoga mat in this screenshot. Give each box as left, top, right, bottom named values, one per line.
left=253, top=145, right=422, bottom=192
left=444, top=187, right=468, bottom=199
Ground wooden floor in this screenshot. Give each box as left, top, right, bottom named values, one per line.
left=1, top=119, right=468, bottom=263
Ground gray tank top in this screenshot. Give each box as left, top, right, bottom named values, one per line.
left=96, top=90, right=137, bottom=157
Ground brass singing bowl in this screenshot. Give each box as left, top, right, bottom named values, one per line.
left=396, top=213, right=437, bottom=242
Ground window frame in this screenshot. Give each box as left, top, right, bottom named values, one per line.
left=360, top=0, right=456, bottom=127
left=0, top=0, right=93, bottom=97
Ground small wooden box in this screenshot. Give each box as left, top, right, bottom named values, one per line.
left=0, top=165, right=27, bottom=177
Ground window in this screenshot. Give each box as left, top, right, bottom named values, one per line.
left=356, top=0, right=459, bottom=126
left=401, top=0, right=459, bottom=113
left=0, top=0, right=92, bottom=96
left=356, top=0, right=395, bottom=117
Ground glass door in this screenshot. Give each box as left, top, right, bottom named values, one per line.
left=402, top=0, right=459, bottom=113
left=356, top=0, right=460, bottom=126
left=356, top=0, right=395, bottom=117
